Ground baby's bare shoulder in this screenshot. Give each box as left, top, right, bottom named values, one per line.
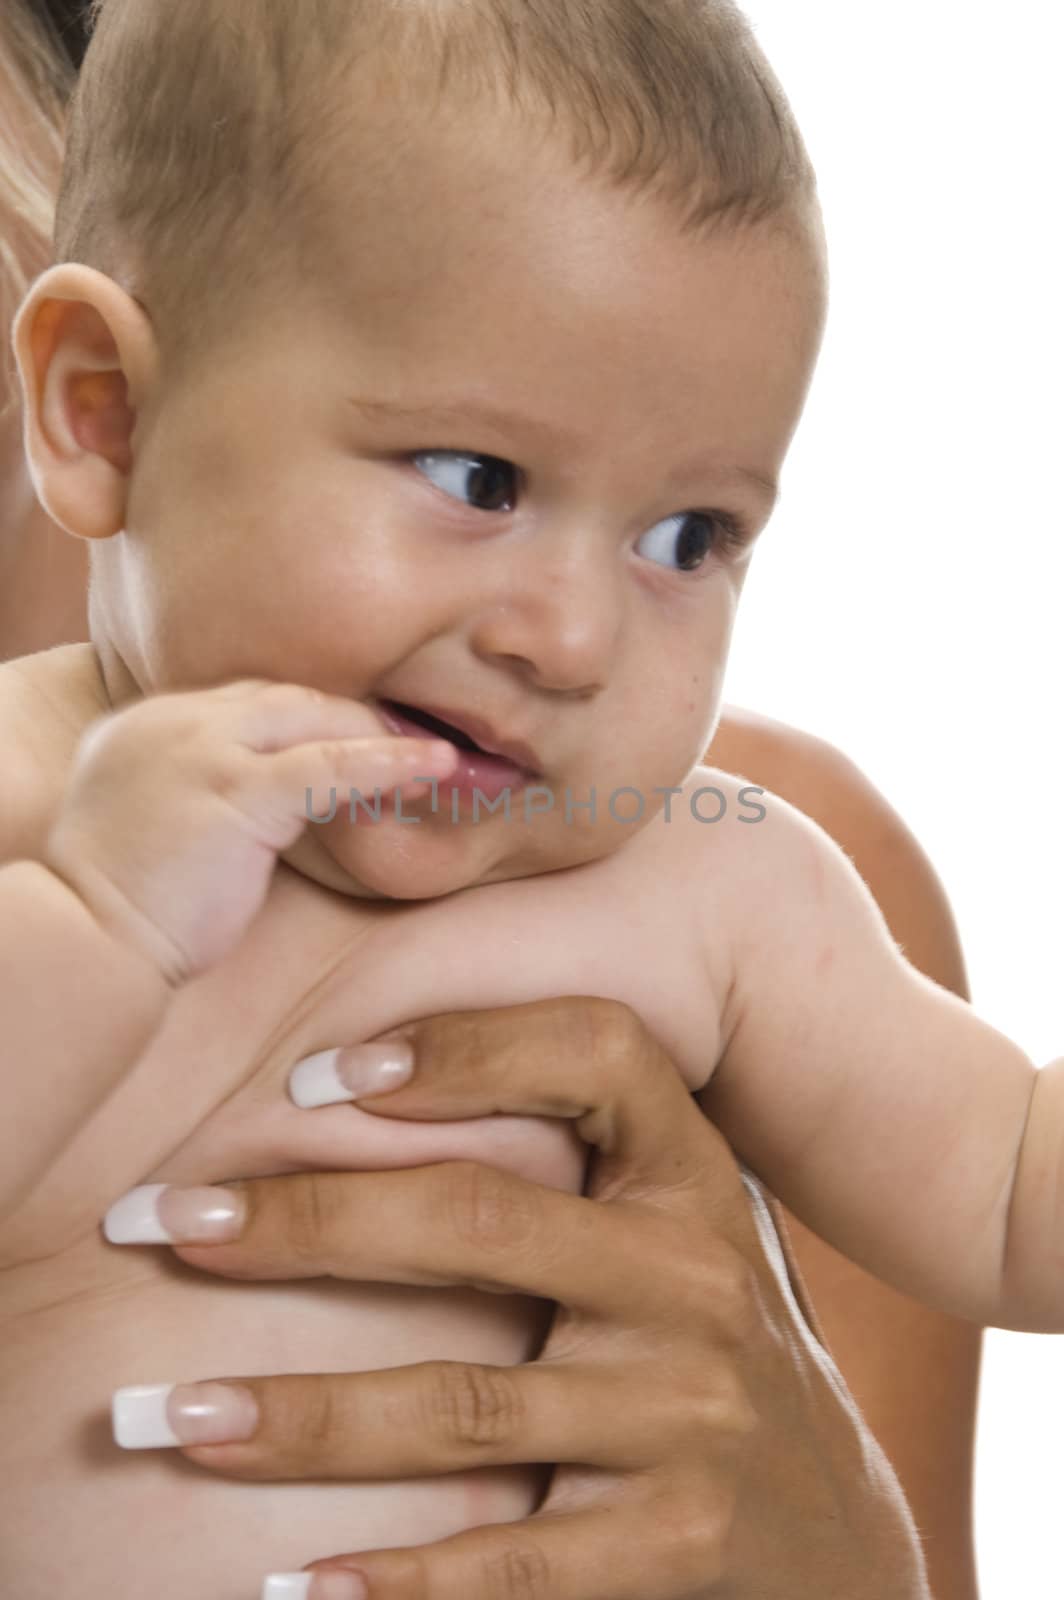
left=0, top=644, right=108, bottom=858
left=639, top=762, right=800, bottom=874
left=644, top=763, right=847, bottom=936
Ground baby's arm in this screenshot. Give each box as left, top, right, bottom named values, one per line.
left=700, top=792, right=1056, bottom=1330
left=0, top=860, right=170, bottom=1221
left=0, top=679, right=456, bottom=1225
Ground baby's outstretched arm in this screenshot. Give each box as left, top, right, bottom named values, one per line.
left=700, top=791, right=1056, bottom=1330
left=0, top=680, right=456, bottom=1223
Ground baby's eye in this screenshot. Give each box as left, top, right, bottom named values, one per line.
left=411, top=451, right=517, bottom=513
left=635, top=512, right=728, bottom=573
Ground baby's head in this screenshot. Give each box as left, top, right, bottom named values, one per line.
left=15, top=0, right=826, bottom=900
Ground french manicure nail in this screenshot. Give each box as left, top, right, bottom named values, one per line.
left=263, top=1580, right=312, bottom=1600
left=103, top=1183, right=246, bottom=1245
left=112, top=1381, right=259, bottom=1448
left=263, top=1575, right=367, bottom=1600
left=288, top=1041, right=414, bottom=1109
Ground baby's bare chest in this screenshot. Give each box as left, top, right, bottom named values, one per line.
left=7, top=828, right=727, bottom=1268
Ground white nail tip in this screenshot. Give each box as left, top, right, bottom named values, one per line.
left=287, top=1048, right=352, bottom=1109
left=262, top=1578, right=312, bottom=1600
left=112, top=1383, right=180, bottom=1449
left=103, top=1184, right=172, bottom=1244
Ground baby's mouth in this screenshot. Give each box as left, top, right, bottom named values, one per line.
left=375, top=698, right=542, bottom=783
left=380, top=700, right=485, bottom=754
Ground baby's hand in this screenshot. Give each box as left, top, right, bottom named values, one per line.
left=43, top=680, right=457, bottom=987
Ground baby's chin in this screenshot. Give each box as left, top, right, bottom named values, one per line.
left=281, top=810, right=533, bottom=902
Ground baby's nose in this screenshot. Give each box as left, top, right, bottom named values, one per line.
left=470, top=549, right=624, bottom=694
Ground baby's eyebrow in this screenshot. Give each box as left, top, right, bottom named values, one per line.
left=347, top=393, right=778, bottom=508
left=348, top=393, right=577, bottom=455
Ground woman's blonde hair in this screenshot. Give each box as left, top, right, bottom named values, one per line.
left=1, top=0, right=74, bottom=413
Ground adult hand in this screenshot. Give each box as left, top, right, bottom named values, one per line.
left=135, top=999, right=930, bottom=1599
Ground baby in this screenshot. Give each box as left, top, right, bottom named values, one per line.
left=2, top=1, right=1059, bottom=1597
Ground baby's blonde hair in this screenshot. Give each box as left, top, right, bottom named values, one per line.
left=58, top=0, right=816, bottom=367
left=1, top=0, right=74, bottom=417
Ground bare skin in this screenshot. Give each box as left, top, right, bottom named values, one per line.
left=5, top=648, right=944, bottom=1600
left=161, top=998, right=934, bottom=1600
left=707, top=708, right=978, bottom=1600
left=0, top=640, right=979, bottom=1600
left=0, top=558, right=980, bottom=1600
left=170, top=713, right=972, bottom=1600
left=0, top=90, right=979, bottom=1600
left=147, top=705, right=981, bottom=1600
left=3, top=330, right=980, bottom=1596
left=0, top=429, right=88, bottom=660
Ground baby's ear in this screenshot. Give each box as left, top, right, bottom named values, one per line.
left=12, top=265, right=159, bottom=541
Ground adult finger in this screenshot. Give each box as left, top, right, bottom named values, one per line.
left=291, top=1495, right=722, bottom=1600
left=159, top=1353, right=715, bottom=1481
left=153, top=1159, right=734, bottom=1329
left=288, top=996, right=756, bottom=1224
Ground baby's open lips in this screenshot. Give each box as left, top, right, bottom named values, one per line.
left=382, top=701, right=483, bottom=753
left=376, top=698, right=542, bottom=777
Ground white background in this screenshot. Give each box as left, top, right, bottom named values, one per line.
left=727, top=3, right=1062, bottom=1595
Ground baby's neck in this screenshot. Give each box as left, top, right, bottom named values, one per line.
left=85, top=583, right=145, bottom=712
left=0, top=452, right=89, bottom=661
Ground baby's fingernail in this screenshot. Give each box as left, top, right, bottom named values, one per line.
left=112, top=1381, right=259, bottom=1448
left=288, top=1042, right=414, bottom=1109
left=103, top=1183, right=246, bottom=1245
left=263, top=1575, right=367, bottom=1600
left=417, top=739, right=457, bottom=767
